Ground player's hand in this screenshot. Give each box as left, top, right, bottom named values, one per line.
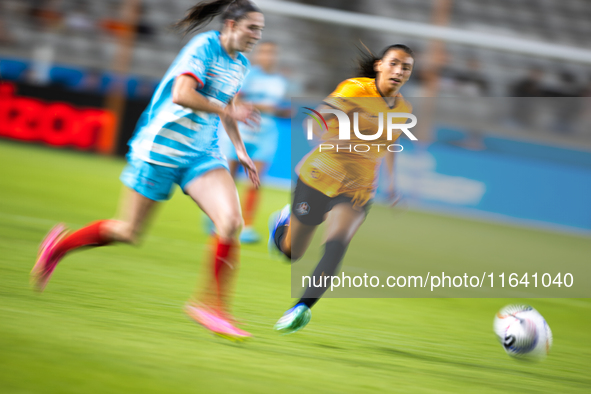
left=237, top=150, right=260, bottom=188
left=225, top=102, right=261, bottom=127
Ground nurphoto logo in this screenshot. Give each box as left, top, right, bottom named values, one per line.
left=303, top=107, right=417, bottom=153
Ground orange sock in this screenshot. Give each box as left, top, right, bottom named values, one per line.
left=243, top=187, right=259, bottom=227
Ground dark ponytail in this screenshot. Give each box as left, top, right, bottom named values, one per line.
left=174, top=0, right=261, bottom=35
left=356, top=43, right=414, bottom=78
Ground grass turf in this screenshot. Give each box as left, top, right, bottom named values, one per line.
left=0, top=140, right=590, bottom=393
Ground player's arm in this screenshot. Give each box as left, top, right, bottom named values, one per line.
left=220, top=99, right=247, bottom=150
left=252, top=102, right=276, bottom=115
left=235, top=92, right=284, bottom=117
left=172, top=75, right=260, bottom=125
left=172, top=75, right=224, bottom=115
left=172, top=76, right=259, bottom=187
left=220, top=99, right=260, bottom=188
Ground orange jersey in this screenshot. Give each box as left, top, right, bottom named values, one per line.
left=298, top=77, right=413, bottom=206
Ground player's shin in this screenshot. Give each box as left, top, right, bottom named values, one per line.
left=273, top=224, right=290, bottom=257
left=243, top=186, right=260, bottom=227
left=31, top=220, right=114, bottom=291
left=51, top=220, right=114, bottom=259
left=203, top=236, right=240, bottom=318
left=298, top=239, right=348, bottom=308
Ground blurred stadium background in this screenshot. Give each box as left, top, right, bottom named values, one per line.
left=1, top=0, right=591, bottom=230
left=1, top=1, right=590, bottom=393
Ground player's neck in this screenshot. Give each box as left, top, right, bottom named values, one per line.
left=375, top=77, right=399, bottom=98
left=219, top=33, right=237, bottom=59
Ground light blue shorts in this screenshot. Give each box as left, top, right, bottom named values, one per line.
left=120, top=153, right=229, bottom=201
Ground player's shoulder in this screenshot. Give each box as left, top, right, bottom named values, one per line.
left=331, top=77, right=374, bottom=97
left=187, top=30, right=220, bottom=52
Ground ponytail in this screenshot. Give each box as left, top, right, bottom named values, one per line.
left=356, top=43, right=414, bottom=78
left=174, top=0, right=261, bottom=35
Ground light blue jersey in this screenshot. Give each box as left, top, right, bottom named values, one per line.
left=128, top=30, right=249, bottom=168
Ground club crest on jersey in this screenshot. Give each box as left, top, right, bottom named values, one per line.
left=296, top=202, right=310, bottom=216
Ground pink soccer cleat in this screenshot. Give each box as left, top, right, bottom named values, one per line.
left=184, top=303, right=251, bottom=340
left=31, top=224, right=68, bottom=292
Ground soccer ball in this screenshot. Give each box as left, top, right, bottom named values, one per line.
left=493, top=304, right=552, bottom=360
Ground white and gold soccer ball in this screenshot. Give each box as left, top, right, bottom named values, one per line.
left=493, top=304, right=553, bottom=360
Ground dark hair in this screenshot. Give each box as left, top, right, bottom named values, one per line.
left=356, top=44, right=414, bottom=79
left=174, top=0, right=261, bottom=35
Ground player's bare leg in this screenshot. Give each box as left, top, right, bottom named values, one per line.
left=283, top=215, right=317, bottom=261
left=184, top=168, right=251, bottom=338
left=269, top=204, right=317, bottom=261
left=298, top=202, right=365, bottom=304
left=275, top=203, right=365, bottom=334
left=323, top=202, right=366, bottom=245
left=31, top=187, right=157, bottom=291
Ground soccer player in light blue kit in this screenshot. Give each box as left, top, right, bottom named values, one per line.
left=31, top=0, right=264, bottom=340
left=221, top=41, right=289, bottom=243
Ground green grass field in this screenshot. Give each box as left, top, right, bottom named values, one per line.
left=1, top=140, right=590, bottom=393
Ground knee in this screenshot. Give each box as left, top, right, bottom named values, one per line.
left=214, top=213, right=243, bottom=239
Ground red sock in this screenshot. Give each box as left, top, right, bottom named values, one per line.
left=52, top=220, right=112, bottom=259
left=243, top=187, right=259, bottom=227
left=210, top=237, right=238, bottom=313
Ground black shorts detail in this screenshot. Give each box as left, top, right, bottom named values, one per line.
left=292, top=178, right=371, bottom=226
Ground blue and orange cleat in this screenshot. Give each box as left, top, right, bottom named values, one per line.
left=268, top=204, right=290, bottom=256
left=31, top=224, right=68, bottom=292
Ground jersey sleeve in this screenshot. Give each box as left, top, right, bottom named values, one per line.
left=323, top=79, right=367, bottom=113
left=175, top=38, right=214, bottom=90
